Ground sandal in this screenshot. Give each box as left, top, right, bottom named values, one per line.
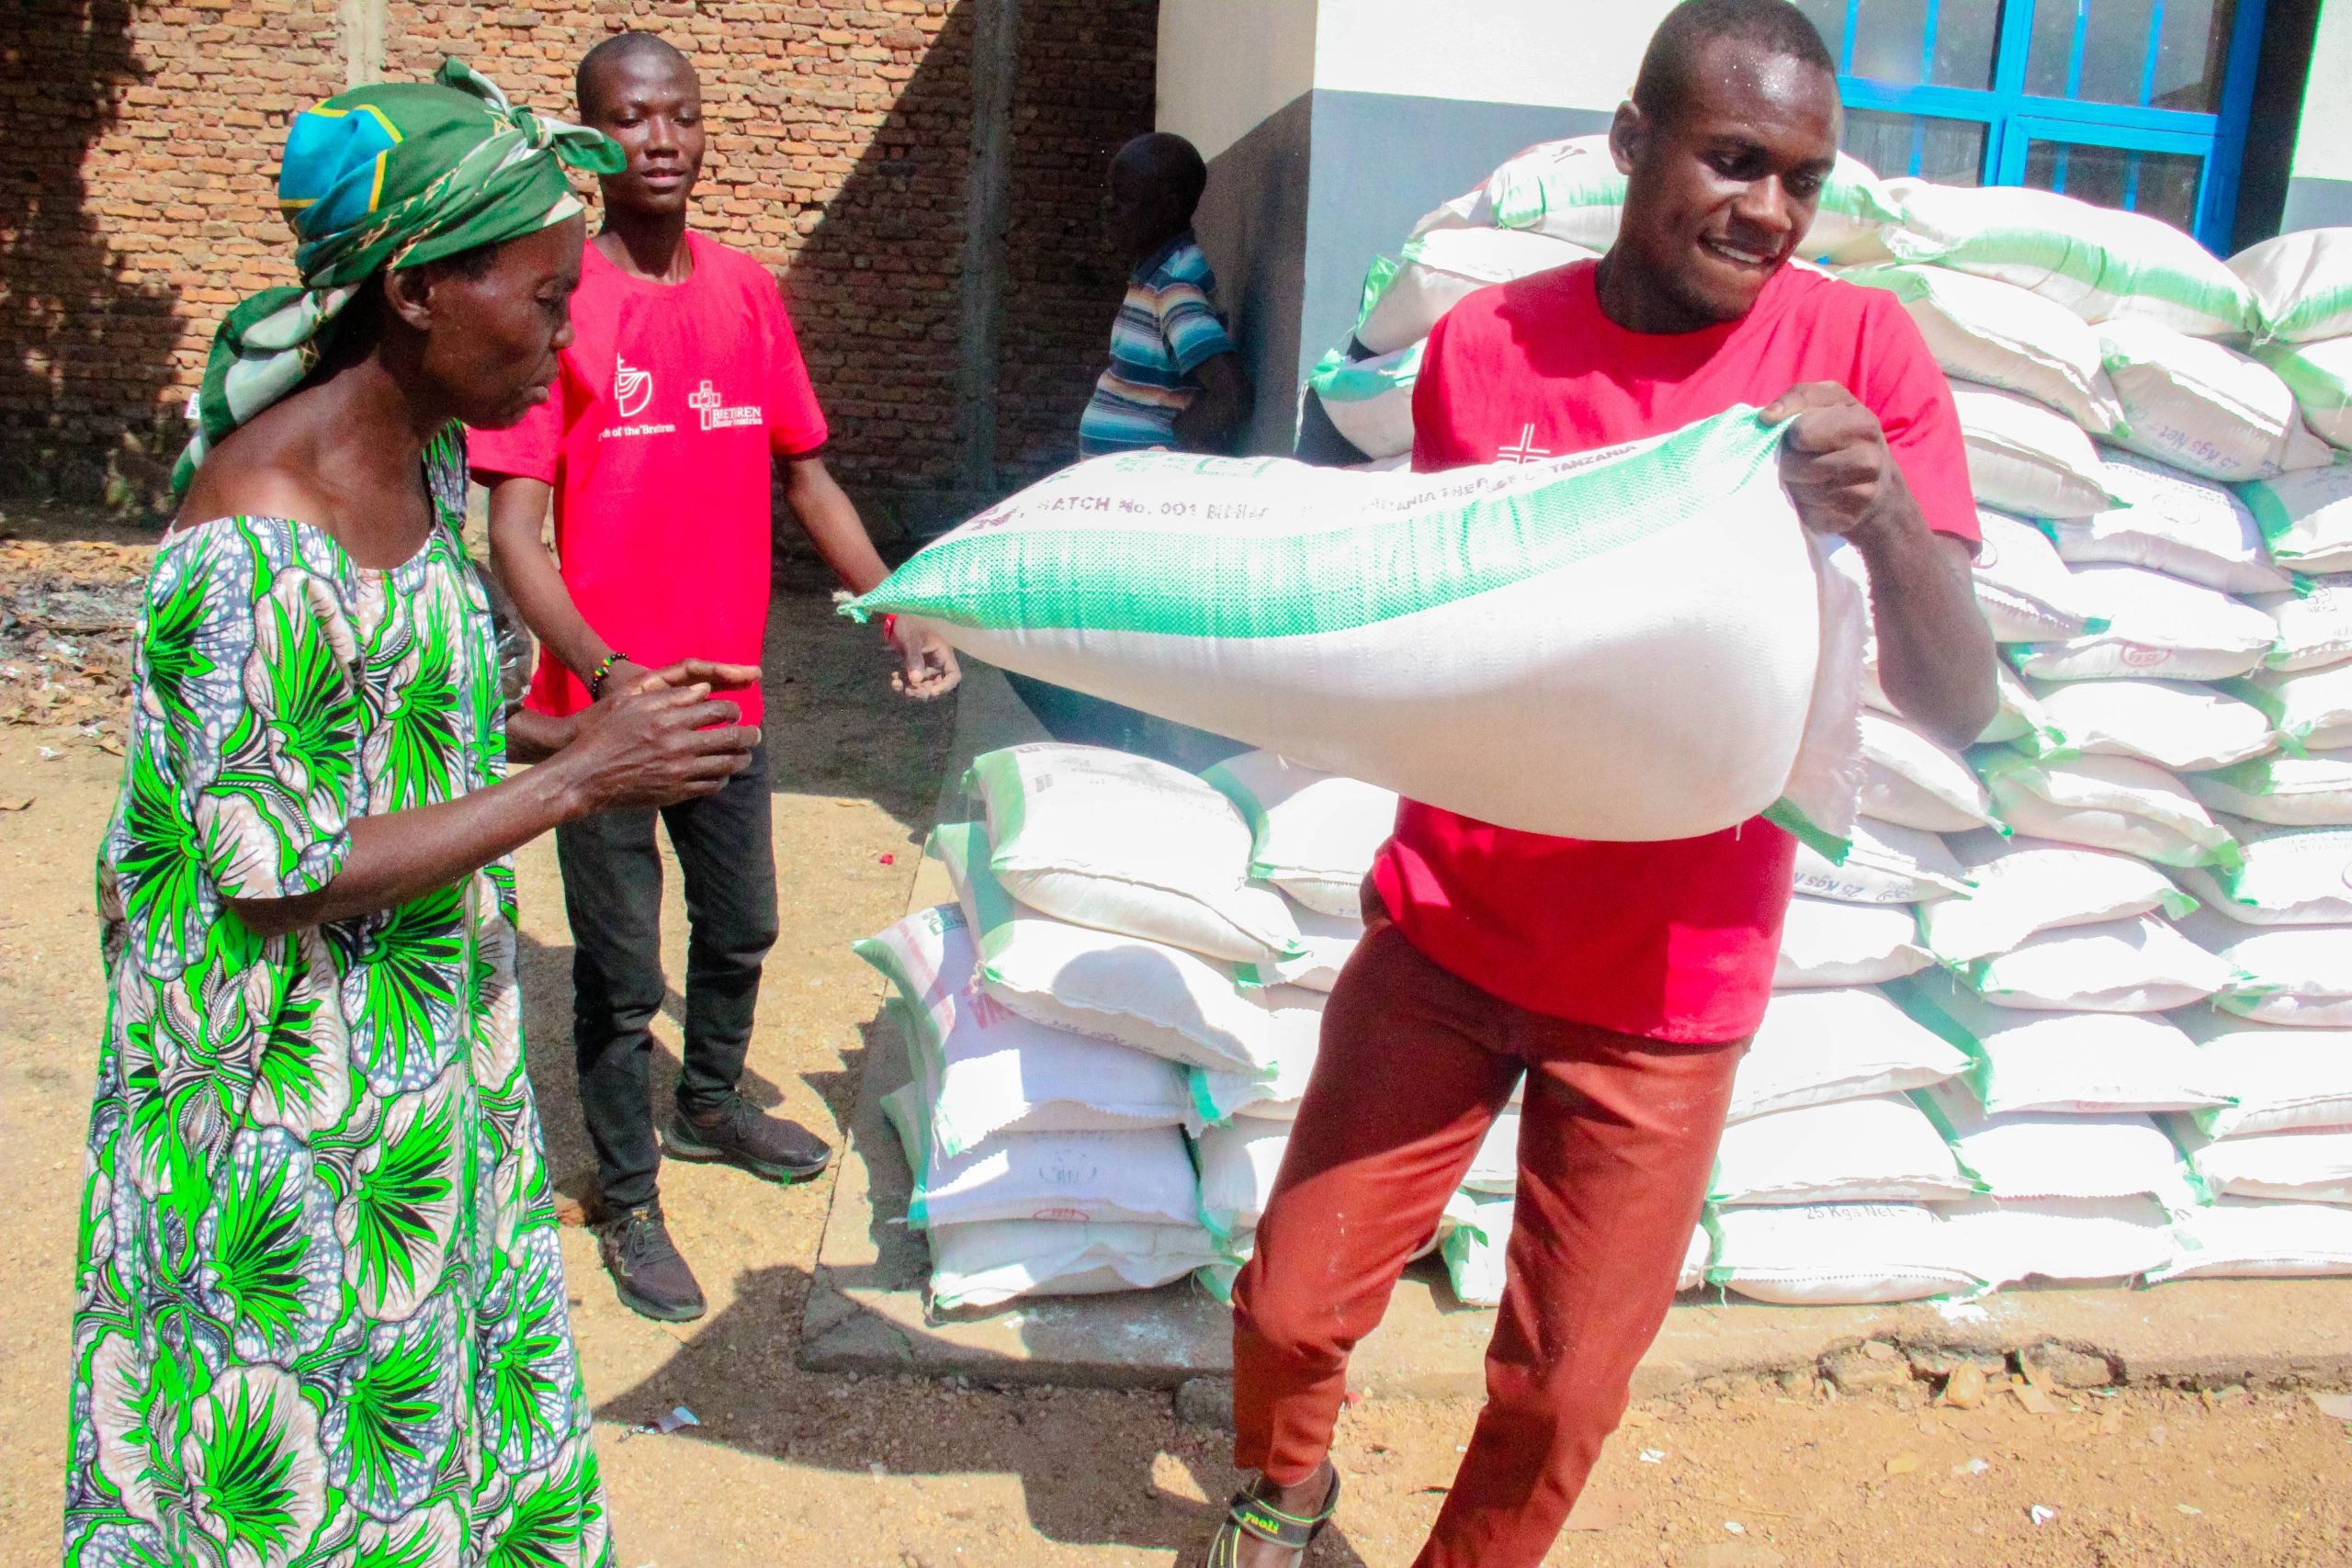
left=1203, top=1464, right=1341, bottom=1566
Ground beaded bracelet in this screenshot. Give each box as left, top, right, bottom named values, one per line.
left=587, top=651, right=628, bottom=700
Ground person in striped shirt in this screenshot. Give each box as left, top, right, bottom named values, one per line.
left=1012, top=132, right=1253, bottom=762
left=1080, top=132, right=1250, bottom=457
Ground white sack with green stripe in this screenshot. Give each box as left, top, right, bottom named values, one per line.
left=933, top=820, right=1324, bottom=1073
left=2239, top=464, right=2352, bottom=575
left=1194, top=1119, right=1291, bottom=1239
left=2051, top=453, right=2291, bottom=595
left=855, top=903, right=1193, bottom=1158
left=1942, top=1196, right=2177, bottom=1289
left=1353, top=228, right=1594, bottom=355
left=1707, top=1202, right=1989, bottom=1305
left=2254, top=336, right=2352, bottom=448
left=1201, top=750, right=1397, bottom=919
left=1306, top=341, right=1420, bottom=461
left=1920, top=832, right=2197, bottom=963
left=2176, top=823, right=2352, bottom=926
left=1791, top=815, right=1970, bottom=905
left=2177, top=1013, right=2352, bottom=1139
left=922, top=1219, right=1224, bottom=1312
left=2172, top=1122, right=2352, bottom=1205
left=2094, top=319, right=2313, bottom=483
left=2154, top=1197, right=2352, bottom=1280
left=1916, top=1081, right=2191, bottom=1203
left=1461, top=134, right=1898, bottom=262
left=1729, top=987, right=1968, bottom=1121
left=2232, top=228, right=2352, bottom=344
left=851, top=409, right=1869, bottom=850
left=1894, top=972, right=2231, bottom=1114
left=880, top=1080, right=1202, bottom=1230
left=2252, top=577, right=2352, bottom=672
left=1970, top=509, right=2110, bottom=644
left=1770, top=896, right=1931, bottom=988
left=1840, top=262, right=2124, bottom=435
left=1880, top=181, right=2257, bottom=338
left=2016, top=677, right=2275, bottom=773
left=2180, top=907, right=2352, bottom=1026
left=1949, top=381, right=2120, bottom=518
left=967, top=743, right=1302, bottom=964
left=2228, top=660, right=2352, bottom=751
left=2186, top=749, right=2352, bottom=827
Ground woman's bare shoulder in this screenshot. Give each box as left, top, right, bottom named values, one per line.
left=172, top=402, right=334, bottom=535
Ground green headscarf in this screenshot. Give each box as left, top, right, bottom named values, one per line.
left=173, top=58, right=624, bottom=494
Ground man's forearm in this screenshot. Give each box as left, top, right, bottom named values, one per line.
left=782, top=456, right=889, bottom=594
left=485, top=477, right=617, bottom=682
left=1858, top=516, right=1997, bottom=750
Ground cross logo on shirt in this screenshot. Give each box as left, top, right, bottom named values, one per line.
left=686, top=378, right=764, bottom=432
left=1496, top=423, right=1552, bottom=465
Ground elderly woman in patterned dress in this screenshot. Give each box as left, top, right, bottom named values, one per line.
left=62, top=62, right=762, bottom=1568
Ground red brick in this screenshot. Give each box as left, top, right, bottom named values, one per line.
left=0, top=0, right=1154, bottom=498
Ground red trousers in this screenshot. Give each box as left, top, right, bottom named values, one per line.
left=1231, top=924, right=1745, bottom=1568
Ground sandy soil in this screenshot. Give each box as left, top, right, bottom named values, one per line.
left=3, top=511, right=2349, bottom=1567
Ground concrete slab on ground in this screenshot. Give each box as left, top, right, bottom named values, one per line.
left=800, top=666, right=2352, bottom=1397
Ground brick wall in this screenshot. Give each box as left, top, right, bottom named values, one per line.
left=0, top=0, right=1158, bottom=513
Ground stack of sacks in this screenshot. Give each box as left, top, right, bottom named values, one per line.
left=1704, top=988, right=1984, bottom=1304
left=1204, top=748, right=1714, bottom=1307
left=2235, top=229, right=2352, bottom=454
left=1810, top=182, right=2352, bottom=1286
left=1307, top=136, right=1899, bottom=463
left=860, top=903, right=1215, bottom=1312
left=1185, top=751, right=1391, bottom=1289
left=868, top=743, right=1329, bottom=1310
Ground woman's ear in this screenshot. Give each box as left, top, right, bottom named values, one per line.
left=382, top=265, right=435, bottom=333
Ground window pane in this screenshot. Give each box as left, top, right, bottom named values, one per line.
left=2075, top=0, right=2157, bottom=105
left=2021, top=140, right=2204, bottom=231
left=1845, top=108, right=1987, bottom=185
left=2022, top=0, right=2235, bottom=107
left=1852, top=0, right=1930, bottom=84
left=2026, top=0, right=2082, bottom=97
left=2152, top=0, right=2233, bottom=112
left=1792, top=0, right=1849, bottom=64
left=1929, top=0, right=2003, bottom=90
left=1794, top=0, right=2000, bottom=90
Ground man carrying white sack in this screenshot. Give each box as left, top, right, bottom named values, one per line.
left=1204, top=4, right=1996, bottom=1566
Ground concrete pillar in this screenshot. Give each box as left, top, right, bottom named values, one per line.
left=339, top=0, right=387, bottom=89
left=954, top=0, right=1021, bottom=492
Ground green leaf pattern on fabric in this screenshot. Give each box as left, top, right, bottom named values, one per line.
left=68, top=428, right=610, bottom=1567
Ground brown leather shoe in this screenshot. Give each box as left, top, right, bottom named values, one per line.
left=663, top=1092, right=834, bottom=1182
left=594, top=1201, right=705, bottom=1323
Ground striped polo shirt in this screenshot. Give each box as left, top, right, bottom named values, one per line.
left=1079, top=229, right=1237, bottom=457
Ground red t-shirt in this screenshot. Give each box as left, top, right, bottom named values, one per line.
left=1372, top=259, right=1978, bottom=1044
left=469, top=231, right=829, bottom=729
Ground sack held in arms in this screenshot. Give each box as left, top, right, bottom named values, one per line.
left=848, top=407, right=1867, bottom=852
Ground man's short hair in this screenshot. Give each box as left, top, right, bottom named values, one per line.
left=1632, top=0, right=1837, bottom=123
left=577, top=30, right=694, bottom=117
left=1117, top=132, right=1208, bottom=214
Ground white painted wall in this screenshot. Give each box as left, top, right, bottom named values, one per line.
left=1156, top=0, right=1320, bottom=162
left=1308, top=0, right=1671, bottom=111
left=2292, top=0, right=2352, bottom=183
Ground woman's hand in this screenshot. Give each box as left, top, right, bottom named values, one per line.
left=552, top=660, right=763, bottom=816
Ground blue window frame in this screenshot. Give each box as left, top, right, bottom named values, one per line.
left=1796, top=0, right=2267, bottom=250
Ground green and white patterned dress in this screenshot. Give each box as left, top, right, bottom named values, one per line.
left=64, top=428, right=611, bottom=1568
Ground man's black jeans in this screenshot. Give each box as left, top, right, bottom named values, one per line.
left=556, top=742, right=778, bottom=1212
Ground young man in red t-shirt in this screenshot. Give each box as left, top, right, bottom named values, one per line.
left=470, top=31, right=958, bottom=1324
left=1204, top=4, right=1996, bottom=1564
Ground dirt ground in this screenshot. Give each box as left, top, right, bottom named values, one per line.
left=3, top=507, right=2351, bottom=1567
